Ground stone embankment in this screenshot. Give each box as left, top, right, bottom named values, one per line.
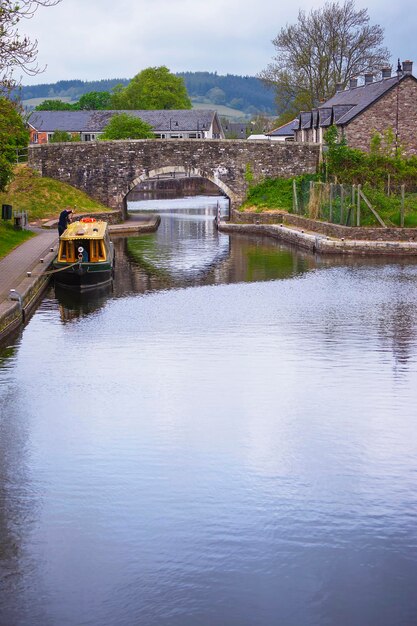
left=219, top=210, right=417, bottom=255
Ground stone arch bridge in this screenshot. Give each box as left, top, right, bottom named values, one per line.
left=28, top=140, right=320, bottom=217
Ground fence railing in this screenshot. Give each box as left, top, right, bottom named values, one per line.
left=3, top=147, right=28, bottom=164
left=292, top=181, right=409, bottom=227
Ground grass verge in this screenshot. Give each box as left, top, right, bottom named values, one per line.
left=0, top=164, right=111, bottom=222
left=0, top=222, right=35, bottom=259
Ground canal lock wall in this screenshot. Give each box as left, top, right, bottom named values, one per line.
left=0, top=247, right=56, bottom=343
left=221, top=210, right=417, bottom=255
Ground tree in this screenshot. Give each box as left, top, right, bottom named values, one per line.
left=49, top=130, right=76, bottom=142
left=75, top=91, right=112, bottom=110
left=259, top=0, right=390, bottom=117
left=0, top=0, right=62, bottom=90
left=99, top=113, right=154, bottom=140
left=111, top=66, right=192, bottom=110
left=0, top=97, right=29, bottom=189
left=35, top=99, right=74, bottom=110
left=250, top=114, right=274, bottom=135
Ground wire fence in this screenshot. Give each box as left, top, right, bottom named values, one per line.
left=3, top=147, right=28, bottom=164
left=292, top=180, right=412, bottom=228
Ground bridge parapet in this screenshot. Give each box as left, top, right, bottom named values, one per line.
left=28, top=139, right=320, bottom=217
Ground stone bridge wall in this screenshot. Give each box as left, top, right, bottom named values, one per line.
left=28, top=139, right=320, bottom=215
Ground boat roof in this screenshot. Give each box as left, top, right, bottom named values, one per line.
left=61, top=220, right=108, bottom=240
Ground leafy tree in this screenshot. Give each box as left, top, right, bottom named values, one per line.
left=259, top=0, right=390, bottom=117
left=49, top=130, right=76, bottom=143
left=0, top=97, right=29, bottom=190
left=111, top=66, right=192, bottom=110
left=0, top=0, right=62, bottom=90
left=99, top=113, right=154, bottom=140
left=75, top=91, right=112, bottom=110
left=35, top=99, right=74, bottom=110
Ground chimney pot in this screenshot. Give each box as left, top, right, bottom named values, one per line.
left=381, top=67, right=391, bottom=79
left=364, top=73, right=374, bottom=85
left=335, top=82, right=344, bottom=92
left=402, top=60, right=413, bottom=74
left=349, top=77, right=358, bottom=89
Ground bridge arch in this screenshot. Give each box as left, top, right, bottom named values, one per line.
left=119, top=165, right=237, bottom=212
left=28, top=140, right=320, bottom=218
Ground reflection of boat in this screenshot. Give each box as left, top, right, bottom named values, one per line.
left=54, top=282, right=113, bottom=320
left=53, top=218, right=114, bottom=290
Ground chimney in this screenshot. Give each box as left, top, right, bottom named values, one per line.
left=364, top=73, right=374, bottom=85
left=402, top=60, right=413, bottom=74
left=349, top=77, right=358, bottom=89
left=335, top=82, right=344, bottom=92
left=381, top=67, right=391, bottom=79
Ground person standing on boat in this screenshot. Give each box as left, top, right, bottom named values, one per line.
left=58, top=208, right=74, bottom=236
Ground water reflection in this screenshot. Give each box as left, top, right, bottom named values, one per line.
left=1, top=198, right=417, bottom=626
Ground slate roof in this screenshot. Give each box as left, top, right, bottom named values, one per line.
left=267, top=119, right=297, bottom=137
left=28, top=109, right=219, bottom=133
left=322, top=75, right=402, bottom=125
left=296, top=73, right=417, bottom=130
left=222, top=122, right=248, bottom=138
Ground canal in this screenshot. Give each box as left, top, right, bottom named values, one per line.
left=1, top=195, right=417, bottom=626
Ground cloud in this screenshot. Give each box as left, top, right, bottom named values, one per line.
left=16, top=0, right=417, bottom=85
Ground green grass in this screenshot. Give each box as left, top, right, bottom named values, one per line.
left=0, top=165, right=111, bottom=222
left=0, top=222, right=34, bottom=259
left=362, top=187, right=417, bottom=227
left=241, top=176, right=417, bottom=228
left=242, top=175, right=317, bottom=212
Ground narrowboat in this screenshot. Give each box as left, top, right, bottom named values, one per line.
left=53, top=218, right=115, bottom=290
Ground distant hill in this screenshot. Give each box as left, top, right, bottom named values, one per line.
left=18, top=72, right=276, bottom=118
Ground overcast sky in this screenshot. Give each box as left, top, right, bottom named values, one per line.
left=16, top=0, right=417, bottom=85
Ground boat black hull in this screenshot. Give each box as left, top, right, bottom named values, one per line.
left=53, top=265, right=113, bottom=291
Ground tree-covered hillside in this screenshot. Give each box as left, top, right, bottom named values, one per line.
left=178, top=72, right=275, bottom=114
left=18, top=72, right=276, bottom=116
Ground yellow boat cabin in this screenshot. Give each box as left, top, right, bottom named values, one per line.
left=54, top=218, right=114, bottom=290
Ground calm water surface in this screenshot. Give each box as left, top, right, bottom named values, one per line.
left=1, top=196, right=417, bottom=626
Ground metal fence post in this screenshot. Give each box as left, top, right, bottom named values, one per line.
left=357, top=184, right=361, bottom=226
left=329, top=183, right=333, bottom=223
left=293, top=179, right=298, bottom=214
left=401, top=184, right=405, bottom=227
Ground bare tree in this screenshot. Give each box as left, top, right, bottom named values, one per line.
left=0, top=0, right=62, bottom=89
left=259, top=0, right=390, bottom=118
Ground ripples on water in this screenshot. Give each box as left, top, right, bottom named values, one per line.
left=1, top=197, right=417, bottom=626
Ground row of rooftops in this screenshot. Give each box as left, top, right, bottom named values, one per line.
left=27, top=60, right=415, bottom=143
left=28, top=109, right=221, bottom=134
left=294, top=60, right=415, bottom=131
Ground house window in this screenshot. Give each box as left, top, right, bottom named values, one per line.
left=188, top=133, right=197, bottom=138
left=48, top=133, right=53, bottom=142
left=84, top=134, right=91, bottom=142
left=33, top=133, right=38, bottom=143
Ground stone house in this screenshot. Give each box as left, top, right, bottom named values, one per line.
left=294, top=60, right=417, bottom=154
left=28, top=109, right=224, bottom=144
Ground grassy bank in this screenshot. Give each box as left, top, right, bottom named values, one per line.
left=0, top=165, right=111, bottom=222
left=0, top=222, right=34, bottom=259
left=241, top=175, right=317, bottom=213
left=241, top=175, right=417, bottom=227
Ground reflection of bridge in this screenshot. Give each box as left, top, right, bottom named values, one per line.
left=28, top=140, right=320, bottom=217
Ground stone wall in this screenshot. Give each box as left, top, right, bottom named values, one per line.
left=28, top=139, right=320, bottom=216
left=220, top=222, right=417, bottom=256
left=232, top=209, right=417, bottom=242
left=344, top=76, right=417, bottom=155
